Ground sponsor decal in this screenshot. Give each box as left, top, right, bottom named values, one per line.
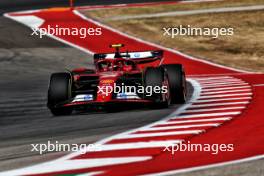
left=101, top=79, right=115, bottom=84
left=72, top=94, right=93, bottom=102
left=134, top=53, right=141, bottom=58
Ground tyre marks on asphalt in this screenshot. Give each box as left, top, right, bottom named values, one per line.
left=0, top=96, right=48, bottom=125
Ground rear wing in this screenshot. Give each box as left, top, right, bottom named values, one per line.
left=94, top=50, right=163, bottom=64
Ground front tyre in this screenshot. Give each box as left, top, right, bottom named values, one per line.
left=47, top=72, right=73, bottom=116
left=162, top=64, right=187, bottom=104
left=144, top=67, right=171, bottom=108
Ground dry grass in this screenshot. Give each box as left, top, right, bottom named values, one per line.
left=82, top=2, right=264, bottom=72
left=86, top=0, right=264, bottom=19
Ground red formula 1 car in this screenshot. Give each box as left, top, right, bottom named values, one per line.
left=47, top=44, right=187, bottom=116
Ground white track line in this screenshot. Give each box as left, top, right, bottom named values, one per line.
left=200, top=89, right=251, bottom=95
left=194, top=97, right=251, bottom=103
left=199, top=93, right=252, bottom=99
left=189, top=101, right=250, bottom=108
left=197, top=79, right=243, bottom=83
left=199, top=80, right=244, bottom=85
left=201, top=83, right=249, bottom=88
left=193, top=76, right=233, bottom=80
left=184, top=106, right=245, bottom=113
left=99, top=140, right=183, bottom=151
left=202, top=86, right=251, bottom=92
left=158, top=117, right=232, bottom=125
left=199, top=81, right=245, bottom=86
left=142, top=124, right=220, bottom=131
left=116, top=130, right=202, bottom=139
left=189, top=73, right=263, bottom=77
left=253, top=84, right=264, bottom=87
left=196, top=76, right=238, bottom=79
left=174, top=112, right=241, bottom=119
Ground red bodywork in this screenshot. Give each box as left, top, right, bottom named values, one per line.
left=62, top=50, right=163, bottom=107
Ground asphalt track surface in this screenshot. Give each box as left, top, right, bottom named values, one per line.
left=0, top=0, right=191, bottom=172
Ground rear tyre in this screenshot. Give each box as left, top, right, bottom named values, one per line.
left=144, top=67, right=170, bottom=108
left=47, top=72, right=73, bottom=116
left=162, top=64, right=187, bottom=104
